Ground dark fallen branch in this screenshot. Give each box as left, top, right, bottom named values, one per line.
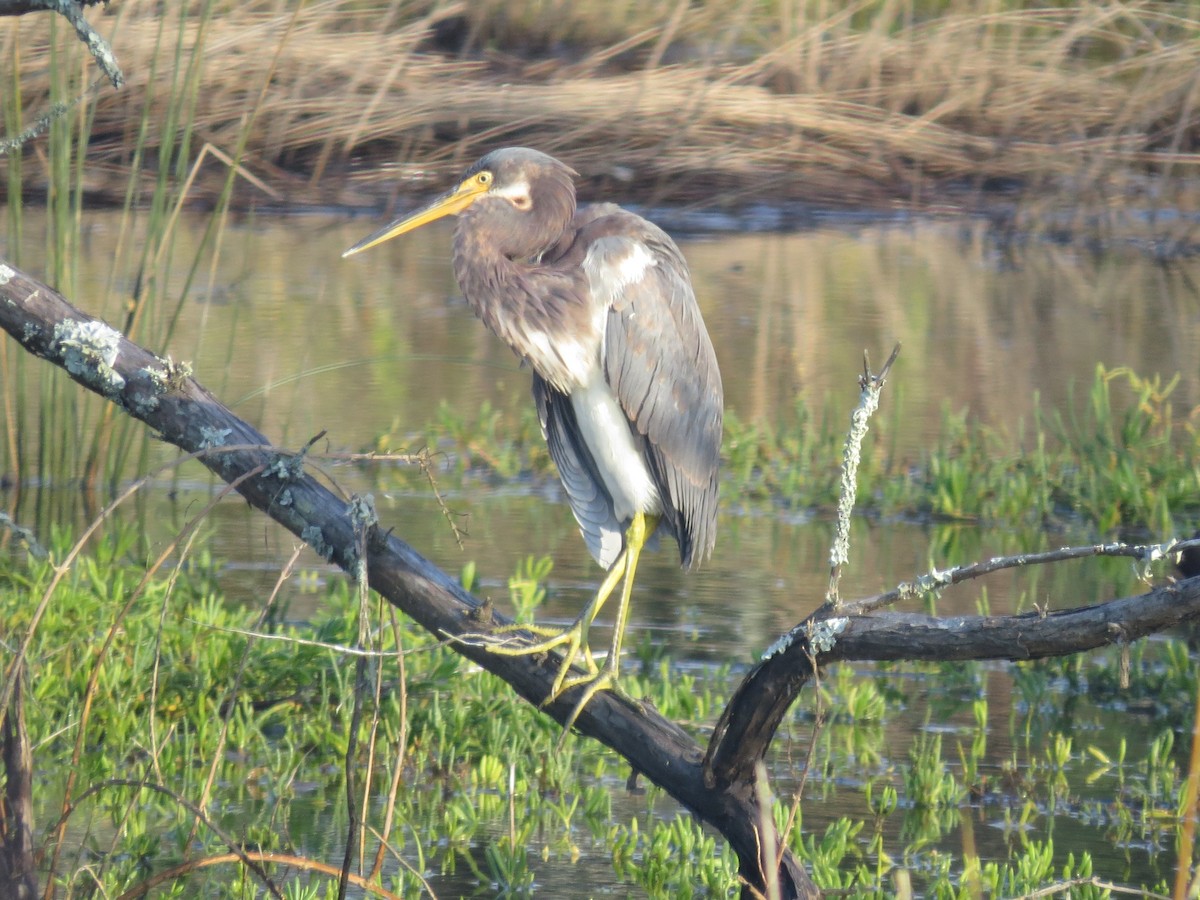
left=0, top=0, right=123, bottom=159
left=0, top=261, right=817, bottom=898
left=705, top=549, right=1200, bottom=789
left=0, top=0, right=108, bottom=9
left=4, top=257, right=1199, bottom=898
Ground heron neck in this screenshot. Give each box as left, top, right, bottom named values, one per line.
left=451, top=220, right=596, bottom=391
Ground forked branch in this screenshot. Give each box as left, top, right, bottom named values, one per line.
left=703, top=345, right=1200, bottom=789
left=707, top=567, right=1200, bottom=783
left=4, top=259, right=1198, bottom=900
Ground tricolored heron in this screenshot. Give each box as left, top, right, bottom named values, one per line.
left=344, top=148, right=723, bottom=731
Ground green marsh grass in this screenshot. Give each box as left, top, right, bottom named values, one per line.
left=3, top=4, right=1200, bottom=893
left=408, top=364, right=1200, bottom=538
left=0, top=0, right=288, bottom=519
left=2, top=523, right=1196, bottom=895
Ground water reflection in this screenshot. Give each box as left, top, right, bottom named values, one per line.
left=12, top=209, right=1200, bottom=453
left=4, top=206, right=1196, bottom=893
left=3, top=207, right=1197, bottom=640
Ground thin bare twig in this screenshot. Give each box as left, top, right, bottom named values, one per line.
left=192, top=622, right=441, bottom=658
left=842, top=536, right=1200, bottom=619
left=368, top=608, right=411, bottom=882
left=340, top=493, right=380, bottom=899
left=366, top=824, right=437, bottom=899
left=754, top=761, right=781, bottom=900
left=776, top=642, right=825, bottom=866
left=1174, top=671, right=1200, bottom=899
left=1007, top=875, right=1172, bottom=899
left=415, top=449, right=466, bottom=551
left=51, top=779, right=282, bottom=898
left=114, top=849, right=407, bottom=900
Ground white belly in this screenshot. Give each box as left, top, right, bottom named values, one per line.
left=570, top=372, right=661, bottom=522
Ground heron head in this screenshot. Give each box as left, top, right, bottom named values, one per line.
left=342, top=148, right=578, bottom=259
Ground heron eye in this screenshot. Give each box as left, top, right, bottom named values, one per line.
left=476, top=172, right=492, bottom=186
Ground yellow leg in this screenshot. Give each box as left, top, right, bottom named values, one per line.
left=556, top=512, right=654, bottom=741
left=481, top=546, right=628, bottom=698
left=452, top=512, right=656, bottom=737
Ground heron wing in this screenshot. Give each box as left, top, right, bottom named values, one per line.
left=584, top=219, right=723, bottom=569
left=532, top=373, right=625, bottom=570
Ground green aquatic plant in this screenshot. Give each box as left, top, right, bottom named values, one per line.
left=905, top=733, right=967, bottom=811
left=1037, top=366, right=1196, bottom=537
left=398, top=365, right=1200, bottom=542
left=821, top=663, right=887, bottom=723
left=790, top=815, right=868, bottom=891
left=2, top=528, right=1195, bottom=895
left=611, top=813, right=737, bottom=897
left=507, top=554, right=554, bottom=624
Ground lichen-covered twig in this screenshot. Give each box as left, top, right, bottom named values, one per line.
left=826, top=344, right=900, bottom=609
left=0, top=0, right=123, bottom=88
left=0, top=512, right=47, bottom=559
left=0, top=0, right=123, bottom=156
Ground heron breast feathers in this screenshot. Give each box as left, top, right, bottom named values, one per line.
left=570, top=371, right=661, bottom=523
left=522, top=329, right=597, bottom=390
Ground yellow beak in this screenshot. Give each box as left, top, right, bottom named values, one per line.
left=342, top=177, right=490, bottom=258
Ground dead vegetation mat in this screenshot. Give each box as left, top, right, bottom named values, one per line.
left=2, top=1, right=1200, bottom=225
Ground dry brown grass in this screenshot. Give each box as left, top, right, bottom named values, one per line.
left=3, top=0, right=1200, bottom=212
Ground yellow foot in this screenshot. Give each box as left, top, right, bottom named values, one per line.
left=555, top=662, right=645, bottom=750
left=453, top=509, right=657, bottom=742
left=450, top=621, right=599, bottom=703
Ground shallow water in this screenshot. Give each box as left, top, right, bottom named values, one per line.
left=3, top=206, right=1200, bottom=894
left=7, top=209, right=1199, bottom=630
